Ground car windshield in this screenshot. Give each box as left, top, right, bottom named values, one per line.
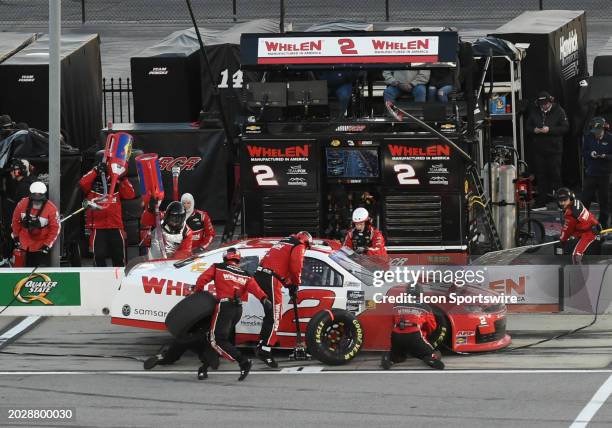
left=329, top=247, right=389, bottom=287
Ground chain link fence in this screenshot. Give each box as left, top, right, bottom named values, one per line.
left=1, top=0, right=611, bottom=24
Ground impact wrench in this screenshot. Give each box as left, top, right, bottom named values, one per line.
left=289, top=289, right=310, bottom=361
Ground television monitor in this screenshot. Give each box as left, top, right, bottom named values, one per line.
left=287, top=80, right=328, bottom=106
left=246, top=82, right=287, bottom=107
left=326, top=147, right=380, bottom=180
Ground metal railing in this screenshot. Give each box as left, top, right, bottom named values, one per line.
left=2, top=1, right=612, bottom=24
left=102, top=77, right=133, bottom=125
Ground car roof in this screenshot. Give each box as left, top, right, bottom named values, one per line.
left=221, top=237, right=343, bottom=254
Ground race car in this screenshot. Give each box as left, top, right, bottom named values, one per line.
left=110, top=238, right=511, bottom=365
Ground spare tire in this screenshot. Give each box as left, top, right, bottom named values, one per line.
left=165, top=292, right=216, bottom=342
left=306, top=309, right=364, bottom=365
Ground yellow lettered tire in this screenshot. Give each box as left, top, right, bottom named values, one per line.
left=306, top=309, right=364, bottom=365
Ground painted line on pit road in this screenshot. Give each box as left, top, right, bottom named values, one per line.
left=0, top=369, right=611, bottom=376
left=570, top=374, right=612, bottom=428
left=0, top=316, right=43, bottom=350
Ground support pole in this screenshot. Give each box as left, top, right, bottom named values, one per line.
left=49, top=0, right=61, bottom=267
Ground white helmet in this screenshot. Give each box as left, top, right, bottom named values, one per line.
left=29, top=181, right=47, bottom=195
left=352, top=207, right=369, bottom=223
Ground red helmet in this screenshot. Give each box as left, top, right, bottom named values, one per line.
left=222, top=247, right=241, bottom=263
left=294, top=231, right=313, bottom=247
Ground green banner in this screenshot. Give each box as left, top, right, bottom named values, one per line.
left=0, top=272, right=81, bottom=306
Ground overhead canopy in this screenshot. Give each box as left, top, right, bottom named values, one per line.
left=0, top=32, right=38, bottom=64
left=134, top=18, right=280, bottom=57
left=240, top=31, right=459, bottom=70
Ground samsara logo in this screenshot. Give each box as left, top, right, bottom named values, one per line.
left=142, top=276, right=194, bottom=296
left=158, top=156, right=202, bottom=172
left=14, top=273, right=58, bottom=305
left=247, top=145, right=309, bottom=158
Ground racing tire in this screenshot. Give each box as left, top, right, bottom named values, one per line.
left=305, top=309, right=364, bottom=365
left=428, top=306, right=450, bottom=351
left=517, top=218, right=545, bottom=252
left=165, top=292, right=216, bottom=342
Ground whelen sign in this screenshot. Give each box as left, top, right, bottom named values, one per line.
left=256, top=36, right=440, bottom=64
left=240, top=31, right=459, bottom=68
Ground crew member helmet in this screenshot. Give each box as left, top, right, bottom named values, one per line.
left=352, top=207, right=370, bottom=223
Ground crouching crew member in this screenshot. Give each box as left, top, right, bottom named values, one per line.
left=381, top=286, right=444, bottom=370
left=143, top=323, right=220, bottom=372
left=80, top=160, right=135, bottom=266
left=255, top=231, right=312, bottom=368
left=11, top=182, right=60, bottom=267
left=141, top=200, right=193, bottom=259
left=194, top=248, right=272, bottom=381
left=344, top=207, right=387, bottom=256
left=557, top=188, right=602, bottom=263
left=181, top=193, right=215, bottom=252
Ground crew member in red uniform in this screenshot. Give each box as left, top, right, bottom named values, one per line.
left=11, top=182, right=60, bottom=267
left=255, top=231, right=313, bottom=368
left=141, top=200, right=193, bottom=259
left=381, top=286, right=444, bottom=370
left=194, top=248, right=272, bottom=381
left=344, top=207, right=387, bottom=256
left=557, top=187, right=602, bottom=263
left=80, top=160, right=135, bottom=266
left=181, top=193, right=215, bottom=252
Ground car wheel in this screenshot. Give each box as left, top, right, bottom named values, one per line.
left=165, top=292, right=216, bottom=342
left=306, top=309, right=364, bottom=365
left=428, top=306, right=450, bottom=351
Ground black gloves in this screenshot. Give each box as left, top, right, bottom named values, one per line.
left=287, top=284, right=298, bottom=297
left=355, top=246, right=367, bottom=254
left=40, top=245, right=50, bottom=254
left=93, top=162, right=106, bottom=175
left=13, top=237, right=20, bottom=249
left=260, top=297, right=273, bottom=313
left=147, top=197, right=158, bottom=213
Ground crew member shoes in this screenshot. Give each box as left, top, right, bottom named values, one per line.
left=238, top=359, right=252, bottom=381
left=143, top=354, right=164, bottom=370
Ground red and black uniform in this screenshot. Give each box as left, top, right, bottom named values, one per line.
left=11, top=197, right=60, bottom=267
left=195, top=262, right=267, bottom=364
left=389, top=303, right=439, bottom=363
left=140, top=209, right=193, bottom=260
left=344, top=224, right=388, bottom=256
left=560, top=199, right=601, bottom=263
left=186, top=209, right=215, bottom=250
left=256, top=236, right=307, bottom=348
left=79, top=168, right=135, bottom=266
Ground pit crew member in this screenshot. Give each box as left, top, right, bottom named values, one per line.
left=11, top=181, right=60, bottom=267
left=181, top=193, right=215, bottom=252
left=255, top=231, right=312, bottom=368
left=344, top=207, right=387, bottom=256
left=381, top=285, right=444, bottom=370
left=141, top=199, right=193, bottom=260
left=80, top=159, right=135, bottom=266
left=557, top=187, right=602, bottom=263
left=194, top=248, right=272, bottom=381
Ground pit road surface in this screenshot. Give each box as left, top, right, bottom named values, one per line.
left=0, top=314, right=610, bottom=427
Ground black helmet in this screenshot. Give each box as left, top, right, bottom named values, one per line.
left=589, top=116, right=607, bottom=135
left=163, top=201, right=186, bottom=233
left=556, top=187, right=575, bottom=208
left=9, top=158, right=29, bottom=177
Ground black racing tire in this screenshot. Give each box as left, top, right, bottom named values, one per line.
left=428, top=306, right=450, bottom=351
left=517, top=218, right=545, bottom=251
left=165, top=292, right=216, bottom=342
left=305, top=309, right=364, bottom=365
